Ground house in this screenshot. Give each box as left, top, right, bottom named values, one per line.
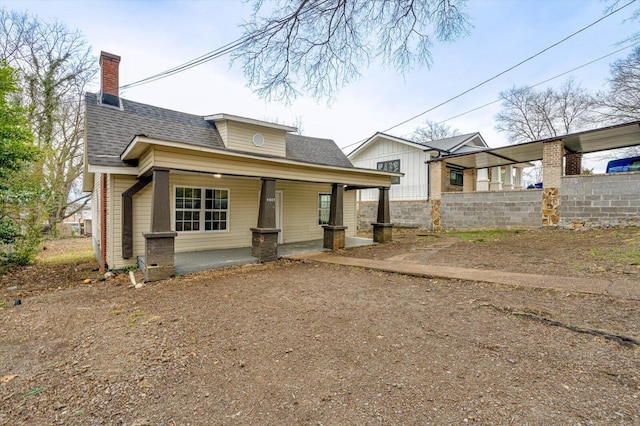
left=347, top=132, right=489, bottom=228
left=83, top=52, right=398, bottom=281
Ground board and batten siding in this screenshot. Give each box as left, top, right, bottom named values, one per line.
left=350, top=140, right=431, bottom=201
left=224, top=121, right=287, bottom=157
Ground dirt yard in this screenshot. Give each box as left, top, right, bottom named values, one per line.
left=0, top=228, right=638, bottom=425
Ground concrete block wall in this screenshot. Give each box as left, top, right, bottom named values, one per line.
left=560, top=173, right=640, bottom=228
left=441, top=190, right=542, bottom=230
left=358, top=200, right=431, bottom=230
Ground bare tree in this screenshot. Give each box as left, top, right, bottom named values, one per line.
left=605, top=0, right=640, bottom=43
left=0, top=8, right=97, bottom=231
left=495, top=78, right=595, bottom=143
left=596, top=46, right=640, bottom=124
left=412, top=119, right=460, bottom=143
left=233, top=0, right=471, bottom=102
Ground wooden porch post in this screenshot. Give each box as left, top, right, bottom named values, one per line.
left=372, top=186, right=392, bottom=242
left=251, top=178, right=280, bottom=262
left=143, top=167, right=178, bottom=281
left=323, top=183, right=347, bottom=250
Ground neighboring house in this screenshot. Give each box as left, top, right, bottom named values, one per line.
left=348, top=132, right=488, bottom=228
left=84, top=52, right=397, bottom=281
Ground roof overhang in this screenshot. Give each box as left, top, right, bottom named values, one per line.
left=430, top=121, right=640, bottom=170
left=204, top=113, right=297, bottom=132
left=120, top=135, right=402, bottom=187
left=348, top=132, right=431, bottom=159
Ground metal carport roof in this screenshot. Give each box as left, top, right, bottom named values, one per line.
left=429, top=121, right=640, bottom=170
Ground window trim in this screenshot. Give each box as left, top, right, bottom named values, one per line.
left=377, top=159, right=400, bottom=185
left=173, top=185, right=230, bottom=233
left=317, top=192, right=331, bottom=226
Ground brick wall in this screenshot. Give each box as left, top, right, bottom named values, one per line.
left=358, top=200, right=431, bottom=230
left=440, top=190, right=542, bottom=230
left=560, top=173, right=640, bottom=228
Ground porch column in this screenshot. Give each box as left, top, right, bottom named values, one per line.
left=503, top=165, right=514, bottom=191
left=542, top=139, right=564, bottom=227
left=565, top=152, right=582, bottom=176
left=429, top=160, right=444, bottom=231
left=489, top=166, right=502, bottom=191
left=143, top=167, right=178, bottom=281
left=476, top=168, right=489, bottom=191
left=372, top=187, right=393, bottom=242
left=514, top=167, right=524, bottom=190
left=463, top=169, right=476, bottom=192
left=323, top=183, right=347, bottom=250
left=251, top=178, right=280, bottom=262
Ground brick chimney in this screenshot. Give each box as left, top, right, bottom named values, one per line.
left=99, top=51, right=121, bottom=107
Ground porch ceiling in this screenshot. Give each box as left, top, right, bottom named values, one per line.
left=432, top=121, right=640, bottom=170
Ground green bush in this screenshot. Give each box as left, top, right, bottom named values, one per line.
left=0, top=227, right=40, bottom=268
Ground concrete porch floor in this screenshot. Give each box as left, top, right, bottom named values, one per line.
left=139, top=237, right=375, bottom=276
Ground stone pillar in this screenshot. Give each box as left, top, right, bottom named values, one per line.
left=429, top=161, right=443, bottom=231
left=463, top=169, right=476, bottom=192
left=565, top=152, right=582, bottom=176
left=503, top=165, right=514, bottom=191
left=476, top=168, right=489, bottom=191
left=542, top=139, right=564, bottom=227
left=143, top=168, right=178, bottom=281
left=489, top=166, right=502, bottom=191
left=323, top=183, right=347, bottom=250
left=514, top=167, right=524, bottom=190
left=372, top=187, right=392, bottom=242
left=251, top=178, right=280, bottom=262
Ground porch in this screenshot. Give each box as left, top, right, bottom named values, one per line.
left=138, top=236, right=375, bottom=276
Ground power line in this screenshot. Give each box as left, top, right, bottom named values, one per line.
left=341, top=40, right=639, bottom=150
left=376, top=0, right=636, bottom=134
left=120, top=0, right=332, bottom=90
left=434, top=41, right=640, bottom=125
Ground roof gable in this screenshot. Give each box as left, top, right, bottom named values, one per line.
left=348, top=132, right=426, bottom=159
left=85, top=92, right=351, bottom=170
left=419, top=132, right=488, bottom=153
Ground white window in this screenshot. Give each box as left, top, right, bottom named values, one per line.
left=318, top=193, right=331, bottom=225
left=175, top=187, right=228, bottom=232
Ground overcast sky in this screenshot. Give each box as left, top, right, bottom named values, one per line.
left=5, top=0, right=636, bottom=170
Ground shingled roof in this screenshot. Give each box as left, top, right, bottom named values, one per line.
left=416, top=132, right=486, bottom=153
left=85, top=92, right=224, bottom=168
left=85, top=92, right=353, bottom=169
left=286, top=134, right=353, bottom=168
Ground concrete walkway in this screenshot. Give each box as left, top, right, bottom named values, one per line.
left=287, top=252, right=640, bottom=300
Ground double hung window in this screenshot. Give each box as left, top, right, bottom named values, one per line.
left=175, top=187, right=228, bottom=232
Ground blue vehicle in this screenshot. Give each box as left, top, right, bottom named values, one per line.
left=606, top=156, right=640, bottom=173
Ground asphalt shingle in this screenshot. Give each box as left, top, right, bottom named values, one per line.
left=85, top=92, right=352, bottom=169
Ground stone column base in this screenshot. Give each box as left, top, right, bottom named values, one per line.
left=251, top=228, right=280, bottom=262
left=143, top=231, right=177, bottom=282
left=372, top=223, right=393, bottom=243
left=542, top=187, right=560, bottom=227
left=430, top=199, right=441, bottom=232
left=323, top=225, right=347, bottom=250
